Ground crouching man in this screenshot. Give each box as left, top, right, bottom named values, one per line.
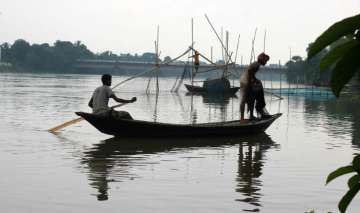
left=88, top=74, right=136, bottom=119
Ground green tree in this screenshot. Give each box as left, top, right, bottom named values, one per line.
left=164, top=56, right=172, bottom=62
left=308, top=13, right=360, bottom=97
left=308, top=13, right=360, bottom=213
left=0, top=42, right=12, bottom=62
left=10, top=39, right=30, bottom=64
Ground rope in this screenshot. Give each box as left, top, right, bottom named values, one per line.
left=195, top=66, right=221, bottom=74
left=174, top=63, right=190, bottom=92
left=170, top=74, right=180, bottom=92
left=112, top=47, right=191, bottom=90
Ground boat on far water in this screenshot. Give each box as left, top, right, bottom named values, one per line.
left=185, top=77, right=240, bottom=95
left=76, top=112, right=282, bottom=137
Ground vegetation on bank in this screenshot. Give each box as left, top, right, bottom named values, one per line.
left=1, top=35, right=358, bottom=88
left=308, top=13, right=360, bottom=213
left=286, top=48, right=331, bottom=86
left=286, top=36, right=360, bottom=87
left=0, top=39, right=163, bottom=72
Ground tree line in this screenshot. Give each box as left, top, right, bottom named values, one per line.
left=2, top=38, right=356, bottom=87
left=0, top=39, right=162, bottom=72
left=285, top=44, right=334, bottom=86
left=285, top=37, right=360, bottom=87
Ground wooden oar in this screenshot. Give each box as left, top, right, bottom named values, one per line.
left=48, top=103, right=128, bottom=133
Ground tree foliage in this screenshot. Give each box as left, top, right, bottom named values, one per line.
left=0, top=39, right=166, bottom=72
left=307, top=13, right=360, bottom=213
left=326, top=155, right=360, bottom=213
left=307, top=13, right=360, bottom=97
left=285, top=52, right=331, bottom=86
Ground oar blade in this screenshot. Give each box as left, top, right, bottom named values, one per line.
left=48, top=117, right=84, bottom=133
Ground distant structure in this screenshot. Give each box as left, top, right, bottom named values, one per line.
left=74, top=59, right=287, bottom=77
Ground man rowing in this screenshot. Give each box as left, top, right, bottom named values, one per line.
left=88, top=74, right=137, bottom=119
left=240, top=53, right=271, bottom=121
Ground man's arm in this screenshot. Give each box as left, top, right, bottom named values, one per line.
left=110, top=94, right=137, bottom=103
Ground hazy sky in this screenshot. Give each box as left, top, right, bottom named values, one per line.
left=1, top=0, right=359, bottom=64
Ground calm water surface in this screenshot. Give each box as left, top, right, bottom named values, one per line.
left=1, top=72, right=360, bottom=212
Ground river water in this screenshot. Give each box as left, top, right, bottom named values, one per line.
left=0, top=72, right=359, bottom=212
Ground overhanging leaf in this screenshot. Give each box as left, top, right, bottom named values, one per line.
left=352, top=155, right=360, bottom=172
left=308, top=13, right=360, bottom=59
left=330, top=45, right=360, bottom=97
left=339, top=183, right=360, bottom=213
left=327, top=165, right=355, bottom=185
left=348, top=175, right=360, bottom=188
left=320, top=39, right=359, bottom=71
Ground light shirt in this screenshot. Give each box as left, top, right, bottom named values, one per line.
left=91, top=85, right=114, bottom=114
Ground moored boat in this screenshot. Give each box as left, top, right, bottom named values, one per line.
left=185, top=77, right=240, bottom=95
left=76, top=112, right=282, bottom=137
left=185, top=84, right=239, bottom=95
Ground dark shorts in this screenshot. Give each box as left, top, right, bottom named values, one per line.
left=194, top=63, right=199, bottom=71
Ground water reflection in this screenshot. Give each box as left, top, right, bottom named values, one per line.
left=303, top=95, right=360, bottom=148
left=185, top=92, right=237, bottom=105
left=236, top=133, right=277, bottom=212
left=186, top=92, right=238, bottom=123
left=81, top=133, right=278, bottom=210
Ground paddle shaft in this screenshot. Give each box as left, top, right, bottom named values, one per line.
left=48, top=103, right=128, bottom=133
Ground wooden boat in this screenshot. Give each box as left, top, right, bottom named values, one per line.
left=185, top=77, right=240, bottom=95
left=185, top=84, right=240, bottom=95
left=75, top=112, right=282, bottom=137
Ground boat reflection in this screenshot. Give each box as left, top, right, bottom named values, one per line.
left=186, top=92, right=238, bottom=105
left=81, top=133, right=278, bottom=210
left=235, top=133, right=277, bottom=212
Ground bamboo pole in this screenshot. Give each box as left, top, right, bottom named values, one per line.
left=288, top=47, right=291, bottom=94
left=171, top=74, right=180, bottom=92
left=271, top=67, right=273, bottom=90
left=112, top=47, right=191, bottom=90
left=250, top=28, right=257, bottom=64
left=234, top=34, right=240, bottom=64
left=153, top=92, right=159, bottom=122
left=223, top=30, right=229, bottom=77
left=263, top=29, right=267, bottom=53
left=263, top=29, right=267, bottom=89
left=221, top=27, right=224, bottom=62
left=146, top=73, right=153, bottom=94
left=296, top=76, right=299, bottom=94
left=191, top=18, right=194, bottom=85
left=204, top=14, right=233, bottom=63
left=279, top=60, right=282, bottom=96
left=156, top=25, right=160, bottom=93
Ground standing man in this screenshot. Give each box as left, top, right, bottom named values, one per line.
left=190, top=50, right=200, bottom=74
left=88, top=74, right=137, bottom=119
left=240, top=53, right=271, bottom=121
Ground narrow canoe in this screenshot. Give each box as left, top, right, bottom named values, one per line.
left=76, top=112, right=282, bottom=137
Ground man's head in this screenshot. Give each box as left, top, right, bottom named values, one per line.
left=101, top=74, right=112, bottom=86
left=257, top=53, right=270, bottom=65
